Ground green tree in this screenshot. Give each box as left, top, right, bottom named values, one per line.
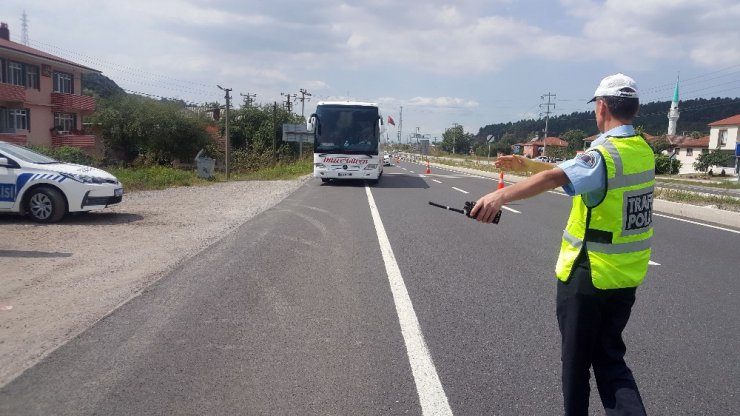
left=693, top=150, right=735, bottom=172
left=93, top=94, right=211, bottom=164
left=441, top=125, right=470, bottom=154
left=561, top=129, right=587, bottom=155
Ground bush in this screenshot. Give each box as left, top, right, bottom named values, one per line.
left=655, top=154, right=680, bottom=175
left=27, top=145, right=97, bottom=166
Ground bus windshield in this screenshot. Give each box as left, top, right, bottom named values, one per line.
left=314, top=105, right=379, bottom=155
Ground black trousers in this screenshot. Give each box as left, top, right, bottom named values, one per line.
left=556, top=255, right=647, bottom=416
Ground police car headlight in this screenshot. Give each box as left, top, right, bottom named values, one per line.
left=364, top=164, right=378, bottom=170
left=61, top=172, right=106, bottom=184
left=314, top=163, right=326, bottom=168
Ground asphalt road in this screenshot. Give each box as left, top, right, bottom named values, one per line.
left=2, top=161, right=739, bottom=415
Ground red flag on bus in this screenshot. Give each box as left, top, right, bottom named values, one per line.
left=387, top=115, right=396, bottom=126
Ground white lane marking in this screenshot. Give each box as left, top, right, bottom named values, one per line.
left=365, top=186, right=453, bottom=415
left=452, top=187, right=469, bottom=194
left=432, top=179, right=443, bottom=184
left=501, top=205, right=521, bottom=214
left=402, top=167, right=408, bottom=171
left=410, top=170, right=416, bottom=173
left=653, top=213, right=740, bottom=234
left=649, top=260, right=661, bottom=266
left=419, top=174, right=426, bottom=178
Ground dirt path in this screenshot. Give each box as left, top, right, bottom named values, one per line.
left=0, top=177, right=309, bottom=386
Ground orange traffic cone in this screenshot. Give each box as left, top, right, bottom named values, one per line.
left=426, top=160, right=431, bottom=174
left=497, top=171, right=505, bottom=190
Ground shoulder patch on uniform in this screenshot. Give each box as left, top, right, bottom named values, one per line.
left=577, top=151, right=598, bottom=168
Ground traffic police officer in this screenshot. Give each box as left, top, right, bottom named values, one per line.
left=471, top=73, right=652, bottom=415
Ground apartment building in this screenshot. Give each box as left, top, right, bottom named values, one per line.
left=0, top=22, right=99, bottom=149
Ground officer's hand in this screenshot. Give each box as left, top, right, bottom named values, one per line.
left=470, top=191, right=505, bottom=223
left=495, top=155, right=529, bottom=172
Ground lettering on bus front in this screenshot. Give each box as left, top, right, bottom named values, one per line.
left=322, top=157, right=370, bottom=165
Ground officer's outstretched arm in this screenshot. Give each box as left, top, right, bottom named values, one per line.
left=496, top=155, right=556, bottom=174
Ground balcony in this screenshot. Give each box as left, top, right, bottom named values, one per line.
left=0, top=133, right=28, bottom=145
left=51, top=92, right=96, bottom=113
left=0, top=83, right=26, bottom=104
left=52, top=133, right=96, bottom=148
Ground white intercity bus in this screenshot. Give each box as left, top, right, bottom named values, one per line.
left=307, top=101, right=385, bottom=183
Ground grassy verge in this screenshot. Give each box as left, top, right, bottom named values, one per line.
left=656, top=177, right=740, bottom=189
left=654, top=188, right=740, bottom=212
left=428, top=158, right=740, bottom=212
left=109, top=160, right=313, bottom=192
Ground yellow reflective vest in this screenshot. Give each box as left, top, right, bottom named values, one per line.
left=555, top=134, right=655, bottom=289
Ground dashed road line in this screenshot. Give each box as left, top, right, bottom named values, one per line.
left=502, top=206, right=521, bottom=214
left=452, top=187, right=469, bottom=194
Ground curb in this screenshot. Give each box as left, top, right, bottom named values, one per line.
left=423, top=160, right=740, bottom=229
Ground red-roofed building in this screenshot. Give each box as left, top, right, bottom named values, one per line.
left=664, top=135, right=710, bottom=174
left=0, top=22, right=100, bottom=149
left=707, top=114, right=740, bottom=151
left=515, top=136, right=568, bottom=158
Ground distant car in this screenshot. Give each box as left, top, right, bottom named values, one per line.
left=0, top=141, right=123, bottom=222
left=383, top=154, right=391, bottom=166
left=533, top=156, right=550, bottom=162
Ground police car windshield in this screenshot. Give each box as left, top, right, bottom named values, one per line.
left=0, top=142, right=59, bottom=164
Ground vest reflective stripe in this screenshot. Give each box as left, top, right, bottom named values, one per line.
left=609, top=169, right=655, bottom=189
left=562, top=229, right=583, bottom=249
left=561, top=229, right=652, bottom=254
left=555, top=134, right=655, bottom=289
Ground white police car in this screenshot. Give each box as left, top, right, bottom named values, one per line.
left=0, top=141, right=123, bottom=223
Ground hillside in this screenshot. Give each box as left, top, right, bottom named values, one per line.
left=81, top=73, right=125, bottom=98
left=477, top=97, right=740, bottom=140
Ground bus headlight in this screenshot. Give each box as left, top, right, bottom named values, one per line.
left=364, top=164, right=378, bottom=170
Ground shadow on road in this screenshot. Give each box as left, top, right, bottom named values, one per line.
left=0, top=250, right=73, bottom=258
left=0, top=212, right=145, bottom=226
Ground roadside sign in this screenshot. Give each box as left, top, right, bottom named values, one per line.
left=420, top=139, right=430, bottom=155
left=282, top=124, right=314, bottom=143
left=487, top=134, right=495, bottom=143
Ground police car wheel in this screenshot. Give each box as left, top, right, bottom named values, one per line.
left=26, top=186, right=66, bottom=223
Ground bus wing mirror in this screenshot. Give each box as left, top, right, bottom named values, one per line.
left=378, top=116, right=386, bottom=136
left=307, top=114, right=318, bottom=133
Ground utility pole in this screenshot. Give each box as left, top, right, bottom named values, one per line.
left=240, top=92, right=256, bottom=108
left=452, top=122, right=460, bottom=154
left=540, top=92, right=556, bottom=157
left=398, top=106, right=403, bottom=145
left=297, top=88, right=312, bottom=119
left=296, top=88, right=312, bottom=160
left=217, top=85, right=232, bottom=181
left=281, top=92, right=296, bottom=113
left=272, top=102, right=278, bottom=162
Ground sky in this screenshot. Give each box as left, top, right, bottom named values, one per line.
left=4, top=0, right=740, bottom=141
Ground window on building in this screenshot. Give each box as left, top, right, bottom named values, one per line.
left=0, top=108, right=29, bottom=131
left=8, top=62, right=24, bottom=86
left=686, top=148, right=693, bottom=156
left=53, top=71, right=73, bottom=94
left=26, top=65, right=39, bottom=89
left=54, top=113, right=76, bottom=133
left=718, top=129, right=728, bottom=147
